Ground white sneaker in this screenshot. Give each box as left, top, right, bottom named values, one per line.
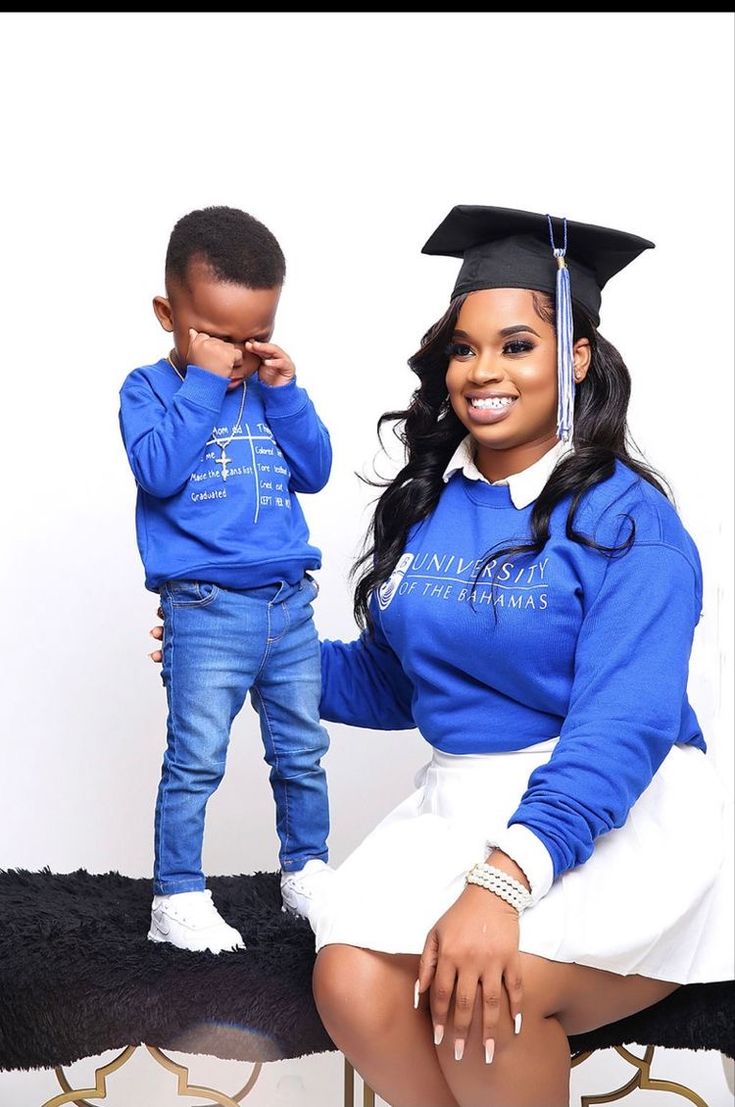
left=280, top=859, right=335, bottom=923
left=148, top=889, right=245, bottom=954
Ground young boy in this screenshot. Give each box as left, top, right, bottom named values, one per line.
left=119, top=206, right=333, bottom=953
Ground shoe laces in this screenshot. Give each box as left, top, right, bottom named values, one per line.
left=157, top=890, right=225, bottom=926
left=281, top=861, right=331, bottom=900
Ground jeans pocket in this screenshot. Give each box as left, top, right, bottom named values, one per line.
left=161, top=580, right=220, bottom=607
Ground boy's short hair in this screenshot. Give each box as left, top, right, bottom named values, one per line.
left=165, top=205, right=286, bottom=289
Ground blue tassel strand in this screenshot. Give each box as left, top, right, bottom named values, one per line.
left=546, top=215, right=575, bottom=444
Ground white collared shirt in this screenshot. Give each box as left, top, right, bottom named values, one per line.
left=442, top=436, right=571, bottom=508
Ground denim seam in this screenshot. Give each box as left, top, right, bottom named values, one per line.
left=253, top=598, right=290, bottom=862
left=156, top=599, right=174, bottom=889
left=255, top=691, right=291, bottom=862
left=254, top=600, right=275, bottom=682
left=266, top=595, right=291, bottom=644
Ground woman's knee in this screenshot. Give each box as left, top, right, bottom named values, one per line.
left=313, top=945, right=410, bottom=1040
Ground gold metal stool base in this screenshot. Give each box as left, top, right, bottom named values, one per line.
left=572, top=1045, right=708, bottom=1106
left=42, top=1044, right=262, bottom=1107
left=38, top=1042, right=708, bottom=1106
left=344, top=1058, right=375, bottom=1106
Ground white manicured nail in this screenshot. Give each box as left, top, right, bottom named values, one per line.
left=484, top=1038, right=495, bottom=1064
left=454, top=1039, right=464, bottom=1061
left=434, top=1024, right=444, bottom=1046
left=413, top=980, right=420, bottom=1009
left=514, top=1012, right=523, bottom=1035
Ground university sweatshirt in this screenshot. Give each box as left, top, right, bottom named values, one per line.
left=118, top=358, right=331, bottom=591
left=320, top=460, right=706, bottom=900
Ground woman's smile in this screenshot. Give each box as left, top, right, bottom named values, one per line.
left=465, top=392, right=518, bottom=425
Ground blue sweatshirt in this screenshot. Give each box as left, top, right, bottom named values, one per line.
left=320, top=461, right=706, bottom=893
left=118, top=358, right=332, bottom=591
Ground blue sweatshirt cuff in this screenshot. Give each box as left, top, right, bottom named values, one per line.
left=180, top=364, right=230, bottom=411
left=259, top=376, right=309, bottom=418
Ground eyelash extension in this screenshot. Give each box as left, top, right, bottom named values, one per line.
left=446, top=341, right=473, bottom=358
left=504, top=339, right=535, bottom=355
left=446, top=339, right=536, bottom=359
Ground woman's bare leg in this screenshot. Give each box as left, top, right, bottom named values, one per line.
left=438, top=992, right=570, bottom=1107
left=436, top=953, right=680, bottom=1107
left=313, top=944, right=459, bottom=1107
left=314, top=945, right=679, bottom=1107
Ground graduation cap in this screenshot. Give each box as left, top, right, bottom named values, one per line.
left=422, top=205, right=655, bottom=442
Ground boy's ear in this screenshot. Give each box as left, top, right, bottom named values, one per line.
left=153, top=295, right=174, bottom=332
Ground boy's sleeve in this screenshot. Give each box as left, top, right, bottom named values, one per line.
left=119, top=367, right=228, bottom=497
left=260, top=379, right=332, bottom=493
left=494, top=542, right=703, bottom=903
left=320, top=608, right=416, bottom=731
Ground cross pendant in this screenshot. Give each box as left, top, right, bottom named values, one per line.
left=216, top=448, right=233, bottom=480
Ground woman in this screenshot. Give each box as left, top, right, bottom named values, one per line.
left=148, top=205, right=731, bottom=1106
left=307, top=206, right=733, bottom=1107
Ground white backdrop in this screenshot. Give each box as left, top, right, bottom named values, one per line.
left=1, top=12, right=733, bottom=1107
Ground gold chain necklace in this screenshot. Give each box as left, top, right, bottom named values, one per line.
left=167, top=352, right=246, bottom=481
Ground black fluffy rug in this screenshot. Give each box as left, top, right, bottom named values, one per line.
left=0, top=868, right=732, bottom=1072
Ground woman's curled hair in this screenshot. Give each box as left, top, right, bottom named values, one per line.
left=352, top=291, right=671, bottom=632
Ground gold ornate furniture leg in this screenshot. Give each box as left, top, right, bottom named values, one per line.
left=43, top=1042, right=710, bottom=1107
left=344, top=1055, right=354, bottom=1106
left=343, top=1058, right=376, bottom=1106
left=572, top=1045, right=709, bottom=1106
left=43, top=1044, right=263, bottom=1107
left=145, top=1046, right=262, bottom=1104
left=44, top=1047, right=138, bottom=1107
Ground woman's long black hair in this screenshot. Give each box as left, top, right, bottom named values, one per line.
left=352, top=290, right=671, bottom=631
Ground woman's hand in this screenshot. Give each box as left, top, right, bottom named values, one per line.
left=417, top=868, right=524, bottom=1062
left=149, top=607, right=163, bottom=663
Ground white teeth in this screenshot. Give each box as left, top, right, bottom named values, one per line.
left=470, top=396, right=514, bottom=409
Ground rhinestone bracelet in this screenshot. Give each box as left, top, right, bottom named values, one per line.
left=465, top=862, right=533, bottom=914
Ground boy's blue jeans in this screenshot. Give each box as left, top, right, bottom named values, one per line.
left=154, top=575, right=329, bottom=895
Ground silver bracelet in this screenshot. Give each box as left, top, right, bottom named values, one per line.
left=465, top=862, right=533, bottom=914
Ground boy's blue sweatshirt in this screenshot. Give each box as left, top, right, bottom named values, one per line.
left=320, top=462, right=706, bottom=889
left=119, top=358, right=331, bottom=591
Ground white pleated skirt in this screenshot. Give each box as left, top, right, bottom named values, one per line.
left=315, top=739, right=734, bottom=984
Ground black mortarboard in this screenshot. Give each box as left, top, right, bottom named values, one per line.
left=421, top=204, right=655, bottom=327
left=421, top=205, right=655, bottom=442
